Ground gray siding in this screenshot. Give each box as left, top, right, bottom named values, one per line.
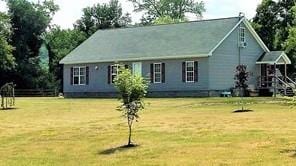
left=63, top=22, right=265, bottom=95
left=208, top=24, right=264, bottom=90
left=63, top=58, right=209, bottom=93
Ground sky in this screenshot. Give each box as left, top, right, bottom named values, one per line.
left=0, top=0, right=262, bottom=29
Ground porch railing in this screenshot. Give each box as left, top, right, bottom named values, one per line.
left=257, top=76, right=295, bottom=95
left=285, top=76, right=296, bottom=88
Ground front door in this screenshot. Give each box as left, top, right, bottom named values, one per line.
left=132, top=62, right=142, bottom=76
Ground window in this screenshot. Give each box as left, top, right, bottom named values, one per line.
left=154, top=63, right=162, bottom=83
left=186, top=61, right=195, bottom=82
left=111, top=64, right=120, bottom=83
left=73, top=67, right=86, bottom=85
left=239, top=27, right=246, bottom=43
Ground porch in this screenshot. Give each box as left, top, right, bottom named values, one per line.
left=256, top=51, right=295, bottom=97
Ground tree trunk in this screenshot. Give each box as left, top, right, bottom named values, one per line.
left=128, top=119, right=132, bottom=146
left=240, top=87, right=244, bottom=111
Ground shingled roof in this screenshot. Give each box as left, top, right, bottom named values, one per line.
left=257, top=51, right=291, bottom=65
left=60, top=17, right=242, bottom=64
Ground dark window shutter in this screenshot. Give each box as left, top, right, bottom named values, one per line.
left=150, top=64, right=154, bottom=83
left=86, top=66, right=89, bottom=85
left=194, top=61, right=198, bottom=82
left=107, top=65, right=111, bottom=84
left=70, top=67, right=73, bottom=85
left=182, top=62, right=186, bottom=82
left=162, top=63, right=165, bottom=83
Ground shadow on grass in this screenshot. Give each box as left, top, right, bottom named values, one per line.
left=1, top=107, right=17, bottom=111
left=232, top=109, right=253, bottom=113
left=280, top=149, right=296, bottom=157
left=99, top=144, right=139, bottom=155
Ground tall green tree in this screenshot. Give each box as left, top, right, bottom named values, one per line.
left=284, top=6, right=296, bottom=73
left=6, top=0, right=59, bottom=88
left=274, top=0, right=296, bottom=50
left=45, top=26, right=86, bottom=91
left=252, top=0, right=278, bottom=50
left=253, top=0, right=296, bottom=74
left=0, top=12, right=15, bottom=71
left=0, top=12, right=15, bottom=87
left=285, top=27, right=296, bottom=71
left=74, top=0, right=131, bottom=37
left=153, top=15, right=187, bottom=25
left=129, top=0, right=205, bottom=25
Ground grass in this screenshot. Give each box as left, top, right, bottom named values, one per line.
left=0, top=97, right=296, bottom=165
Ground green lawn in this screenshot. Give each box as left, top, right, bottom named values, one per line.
left=0, top=97, right=296, bottom=165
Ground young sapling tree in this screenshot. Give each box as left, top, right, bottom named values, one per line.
left=114, top=67, right=148, bottom=146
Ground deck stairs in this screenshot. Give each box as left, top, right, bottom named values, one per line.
left=276, top=76, right=296, bottom=97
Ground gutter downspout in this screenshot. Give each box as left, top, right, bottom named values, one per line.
left=238, top=12, right=245, bottom=65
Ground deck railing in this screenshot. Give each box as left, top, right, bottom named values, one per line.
left=257, top=76, right=295, bottom=96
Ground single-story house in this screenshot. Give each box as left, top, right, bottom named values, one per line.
left=60, top=15, right=293, bottom=97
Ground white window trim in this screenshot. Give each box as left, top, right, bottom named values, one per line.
left=110, top=64, right=120, bottom=84
left=239, top=27, right=246, bottom=43
left=185, top=61, right=195, bottom=83
left=153, top=63, right=162, bottom=84
left=73, top=66, right=86, bottom=86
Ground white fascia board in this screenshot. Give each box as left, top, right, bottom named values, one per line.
left=256, top=61, right=286, bottom=65
left=256, top=61, right=275, bottom=65
left=60, top=54, right=210, bottom=65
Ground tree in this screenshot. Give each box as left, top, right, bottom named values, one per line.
left=45, top=26, right=86, bottom=91
left=235, top=65, right=249, bottom=93
left=234, top=65, right=249, bottom=111
left=253, top=0, right=296, bottom=74
left=129, top=0, right=205, bottom=24
left=252, top=0, right=278, bottom=50
left=114, top=68, right=148, bottom=146
left=0, top=12, right=15, bottom=80
left=153, top=15, right=187, bottom=25
left=74, top=0, right=131, bottom=37
left=6, top=0, right=59, bottom=89
left=285, top=27, right=296, bottom=70
left=274, top=0, right=296, bottom=50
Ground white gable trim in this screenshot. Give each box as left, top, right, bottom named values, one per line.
left=209, top=17, right=270, bottom=56
left=256, top=52, right=291, bottom=65
left=275, top=52, right=291, bottom=64
left=208, top=18, right=244, bottom=56
left=242, top=19, right=270, bottom=53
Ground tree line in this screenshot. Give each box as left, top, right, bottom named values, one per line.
left=0, top=0, right=205, bottom=91
left=1, top=0, right=295, bottom=91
